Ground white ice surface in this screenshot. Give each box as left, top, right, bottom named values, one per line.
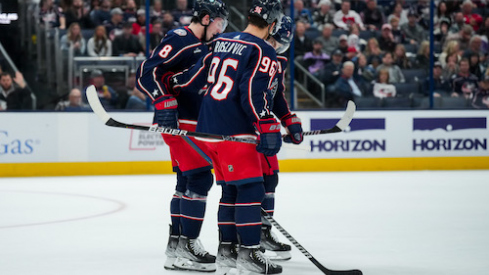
left=1, top=171, right=489, bottom=275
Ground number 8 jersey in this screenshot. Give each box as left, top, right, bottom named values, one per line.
left=196, top=32, right=278, bottom=136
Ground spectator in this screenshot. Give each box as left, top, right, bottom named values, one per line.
left=434, top=17, right=451, bottom=46
left=105, top=7, right=124, bottom=40
left=415, top=41, right=430, bottom=69
left=40, top=0, right=66, bottom=29
left=412, top=0, right=430, bottom=30
left=389, top=16, right=405, bottom=44
left=376, top=52, right=405, bottom=83
left=150, top=0, right=165, bottom=23
left=393, top=44, right=412, bottom=69
left=477, top=17, right=489, bottom=42
left=378, top=24, right=396, bottom=53
left=349, top=0, right=367, bottom=13
left=347, top=33, right=361, bottom=52
left=472, top=75, right=489, bottom=108
left=172, top=0, right=193, bottom=26
left=331, top=61, right=369, bottom=106
left=125, top=71, right=147, bottom=110
left=318, top=23, right=339, bottom=55
left=401, top=10, right=426, bottom=45
left=293, top=21, right=313, bottom=57
left=463, top=35, right=483, bottom=58
left=348, top=23, right=367, bottom=51
left=446, top=24, right=473, bottom=50
left=468, top=52, right=483, bottom=78
left=361, top=0, right=385, bottom=31
left=55, top=88, right=90, bottom=111
left=451, top=58, right=479, bottom=98
left=112, top=22, right=144, bottom=57
left=364, top=37, right=382, bottom=64
left=387, top=2, right=408, bottom=26
left=333, top=0, right=365, bottom=31
left=434, top=1, right=451, bottom=30
left=83, top=69, right=118, bottom=109
left=355, top=53, right=376, bottom=82
left=0, top=72, right=33, bottom=111
left=148, top=20, right=164, bottom=52
left=293, top=0, right=314, bottom=28
left=60, top=22, right=86, bottom=56
left=338, top=34, right=349, bottom=54
left=90, top=0, right=111, bottom=26
left=313, top=0, right=335, bottom=31
left=87, top=25, right=112, bottom=56
left=304, top=38, right=330, bottom=77
left=346, top=46, right=359, bottom=61
left=64, top=0, right=94, bottom=29
left=323, top=49, right=344, bottom=85
left=439, top=40, right=461, bottom=68
left=449, top=12, right=465, bottom=34
left=446, top=0, right=463, bottom=14
left=123, top=0, right=138, bottom=23
left=443, top=53, right=460, bottom=80
left=162, top=11, right=179, bottom=34
left=373, top=68, right=397, bottom=98
left=424, top=62, right=451, bottom=97
left=462, top=0, right=483, bottom=32
left=133, top=9, right=153, bottom=37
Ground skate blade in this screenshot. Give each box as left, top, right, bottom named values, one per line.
left=164, top=256, right=179, bottom=270
left=216, top=266, right=238, bottom=275
left=264, top=250, right=291, bottom=261
left=173, top=257, right=216, bottom=272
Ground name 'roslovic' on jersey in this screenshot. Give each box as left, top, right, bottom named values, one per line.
left=136, top=26, right=208, bottom=122
left=194, top=32, right=279, bottom=137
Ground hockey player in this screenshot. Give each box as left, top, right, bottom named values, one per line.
left=135, top=0, right=228, bottom=272
left=193, top=0, right=284, bottom=274
left=260, top=15, right=303, bottom=262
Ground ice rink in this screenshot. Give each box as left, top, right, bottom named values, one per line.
left=1, top=171, right=488, bottom=275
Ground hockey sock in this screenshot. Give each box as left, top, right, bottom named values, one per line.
left=180, top=170, right=213, bottom=239
left=170, top=169, right=187, bottom=235
left=262, top=174, right=278, bottom=216
left=235, top=182, right=265, bottom=246
left=218, top=184, right=238, bottom=243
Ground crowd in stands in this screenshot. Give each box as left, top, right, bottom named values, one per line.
left=3, top=0, right=489, bottom=110
left=289, top=0, right=489, bottom=108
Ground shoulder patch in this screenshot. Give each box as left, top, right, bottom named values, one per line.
left=174, top=29, right=188, bottom=36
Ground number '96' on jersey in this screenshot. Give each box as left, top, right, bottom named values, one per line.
left=196, top=32, right=278, bottom=137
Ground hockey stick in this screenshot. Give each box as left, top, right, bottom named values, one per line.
left=86, top=85, right=355, bottom=143
left=260, top=209, right=363, bottom=275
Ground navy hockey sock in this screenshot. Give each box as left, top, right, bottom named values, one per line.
left=218, top=184, right=238, bottom=243
left=170, top=169, right=187, bottom=235
left=180, top=170, right=213, bottom=239
left=262, top=174, right=278, bottom=216
left=235, top=182, right=265, bottom=246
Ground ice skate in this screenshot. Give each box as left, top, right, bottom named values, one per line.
left=173, top=236, right=216, bottom=272
left=216, top=242, right=238, bottom=275
left=260, top=226, right=291, bottom=261
left=236, top=245, right=282, bottom=275
left=164, top=234, right=180, bottom=270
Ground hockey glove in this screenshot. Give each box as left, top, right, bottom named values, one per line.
left=254, top=117, right=282, bottom=156
left=153, top=95, right=178, bottom=129
left=160, top=72, right=177, bottom=95
left=281, top=113, right=303, bottom=144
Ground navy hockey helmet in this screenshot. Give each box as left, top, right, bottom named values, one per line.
left=249, top=0, right=282, bottom=26
left=193, top=0, right=229, bottom=21
left=272, top=15, right=293, bottom=54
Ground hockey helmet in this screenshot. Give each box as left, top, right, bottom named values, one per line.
left=249, top=0, right=282, bottom=26
left=193, top=0, right=229, bottom=21
left=272, top=15, right=293, bottom=54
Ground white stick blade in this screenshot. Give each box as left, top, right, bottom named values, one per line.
left=283, top=143, right=311, bottom=152
left=335, top=100, right=356, bottom=131
left=86, top=85, right=111, bottom=124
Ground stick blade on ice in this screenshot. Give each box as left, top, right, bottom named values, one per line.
left=86, top=85, right=111, bottom=124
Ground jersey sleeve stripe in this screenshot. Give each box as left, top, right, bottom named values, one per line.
left=174, top=52, right=212, bottom=89
left=248, top=46, right=263, bottom=121
left=162, top=42, right=202, bottom=64
left=152, top=67, right=165, bottom=95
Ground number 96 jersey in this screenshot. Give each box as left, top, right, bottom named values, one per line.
left=196, top=32, right=278, bottom=136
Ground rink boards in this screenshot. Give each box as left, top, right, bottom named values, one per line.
left=1, top=110, right=488, bottom=176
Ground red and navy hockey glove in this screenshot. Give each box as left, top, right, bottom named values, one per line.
left=281, top=113, right=303, bottom=144
left=254, top=116, right=282, bottom=156
left=160, top=72, right=177, bottom=96
left=153, top=95, right=178, bottom=129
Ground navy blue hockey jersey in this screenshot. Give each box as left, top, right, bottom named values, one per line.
left=271, top=56, right=292, bottom=121
left=135, top=26, right=208, bottom=121
left=195, top=32, right=278, bottom=136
